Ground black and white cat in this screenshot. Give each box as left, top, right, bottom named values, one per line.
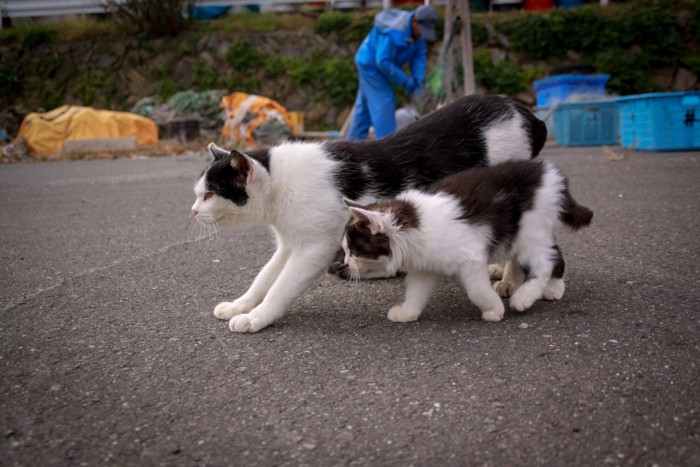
left=342, top=160, right=592, bottom=323
left=191, top=94, right=547, bottom=332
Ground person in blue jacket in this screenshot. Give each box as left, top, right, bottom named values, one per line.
left=347, top=5, right=439, bottom=141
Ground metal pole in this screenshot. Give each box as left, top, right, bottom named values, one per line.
left=458, top=0, right=475, bottom=95
left=444, top=0, right=455, bottom=103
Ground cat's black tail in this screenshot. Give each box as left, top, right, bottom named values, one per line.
left=560, top=187, right=593, bottom=230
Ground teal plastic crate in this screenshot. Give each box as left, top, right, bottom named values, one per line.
left=553, top=100, right=618, bottom=146
left=617, top=92, right=700, bottom=151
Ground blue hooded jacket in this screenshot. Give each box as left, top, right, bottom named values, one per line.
left=355, top=9, right=428, bottom=90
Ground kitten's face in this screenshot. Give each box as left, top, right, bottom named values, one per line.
left=342, top=216, right=392, bottom=277
left=342, top=199, right=419, bottom=278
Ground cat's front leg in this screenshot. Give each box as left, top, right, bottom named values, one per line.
left=509, top=248, right=557, bottom=312
left=228, top=243, right=336, bottom=333
left=388, top=271, right=439, bottom=322
left=214, top=243, right=291, bottom=320
left=460, top=261, right=505, bottom=322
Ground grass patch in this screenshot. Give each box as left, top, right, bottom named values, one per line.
left=207, top=12, right=316, bottom=33
left=55, top=15, right=119, bottom=42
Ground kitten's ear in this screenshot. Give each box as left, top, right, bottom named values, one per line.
left=348, top=206, right=385, bottom=235
left=347, top=206, right=368, bottom=222
left=230, top=149, right=256, bottom=184
left=208, top=143, right=230, bottom=161
left=343, top=198, right=364, bottom=209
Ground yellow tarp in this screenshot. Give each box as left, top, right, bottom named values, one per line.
left=18, top=105, right=159, bottom=156
left=221, top=92, right=292, bottom=146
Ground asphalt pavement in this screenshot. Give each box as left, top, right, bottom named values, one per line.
left=1, top=145, right=699, bottom=466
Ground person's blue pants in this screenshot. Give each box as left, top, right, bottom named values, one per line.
left=347, top=64, right=396, bottom=140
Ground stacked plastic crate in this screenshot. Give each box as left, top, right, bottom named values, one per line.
left=533, top=74, right=617, bottom=146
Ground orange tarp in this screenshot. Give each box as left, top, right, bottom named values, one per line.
left=221, top=92, right=292, bottom=146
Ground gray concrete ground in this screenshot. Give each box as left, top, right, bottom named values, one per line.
left=1, top=145, right=699, bottom=466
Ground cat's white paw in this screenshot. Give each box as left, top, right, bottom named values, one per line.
left=213, top=299, right=255, bottom=320
left=542, top=278, right=565, bottom=301
left=509, top=290, right=538, bottom=312
left=481, top=303, right=504, bottom=322
left=493, top=280, right=517, bottom=298
left=488, top=263, right=505, bottom=280
left=387, top=305, right=421, bottom=323
left=229, top=314, right=266, bottom=333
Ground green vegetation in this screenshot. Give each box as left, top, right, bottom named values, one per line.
left=0, top=24, right=58, bottom=48
left=313, top=11, right=373, bottom=44
left=494, top=1, right=697, bottom=94
left=208, top=11, right=316, bottom=33
left=474, top=49, right=545, bottom=96
left=314, top=11, right=353, bottom=35
left=224, top=40, right=357, bottom=106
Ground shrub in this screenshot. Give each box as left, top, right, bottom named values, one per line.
left=0, top=24, right=58, bottom=49
left=104, top=0, right=186, bottom=37
left=471, top=21, right=489, bottom=47
left=193, top=60, right=219, bottom=89
left=473, top=49, right=544, bottom=96
left=315, top=11, right=353, bottom=35
left=227, top=41, right=265, bottom=73
left=343, top=15, right=373, bottom=43
left=593, top=49, right=656, bottom=95
left=0, top=51, right=22, bottom=104
left=321, top=58, right=357, bottom=105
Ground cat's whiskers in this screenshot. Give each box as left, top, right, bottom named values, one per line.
left=189, top=215, right=221, bottom=247
left=347, top=263, right=363, bottom=286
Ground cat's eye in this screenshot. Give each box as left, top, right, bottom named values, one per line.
left=203, top=192, right=213, bottom=201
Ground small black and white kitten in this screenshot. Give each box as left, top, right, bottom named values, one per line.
left=342, top=160, right=592, bottom=323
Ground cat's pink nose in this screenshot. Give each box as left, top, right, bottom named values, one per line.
left=191, top=209, right=198, bottom=217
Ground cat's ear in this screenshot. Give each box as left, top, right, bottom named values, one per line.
left=230, top=149, right=256, bottom=185
left=208, top=143, right=230, bottom=161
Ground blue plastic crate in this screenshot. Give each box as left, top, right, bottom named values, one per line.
left=617, top=92, right=700, bottom=151
left=553, top=100, right=618, bottom=146
left=534, top=74, right=610, bottom=107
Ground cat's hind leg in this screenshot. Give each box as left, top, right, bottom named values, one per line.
left=493, top=259, right=525, bottom=298
left=228, top=242, right=337, bottom=332
left=214, top=241, right=291, bottom=320
left=542, top=245, right=566, bottom=301
left=488, top=262, right=504, bottom=280
left=387, top=271, right=439, bottom=322
left=459, top=260, right=505, bottom=322
left=509, top=245, right=558, bottom=312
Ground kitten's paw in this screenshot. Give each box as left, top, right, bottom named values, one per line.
left=493, top=280, right=517, bottom=298
left=488, top=263, right=505, bottom=280
left=213, top=299, right=255, bottom=320
left=387, top=305, right=421, bottom=323
left=510, top=290, right=538, bottom=312
left=229, top=314, right=266, bottom=333
left=481, top=302, right=505, bottom=322
left=542, top=278, right=565, bottom=301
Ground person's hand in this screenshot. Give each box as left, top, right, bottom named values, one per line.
left=405, top=77, right=419, bottom=95
left=411, top=79, right=425, bottom=98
